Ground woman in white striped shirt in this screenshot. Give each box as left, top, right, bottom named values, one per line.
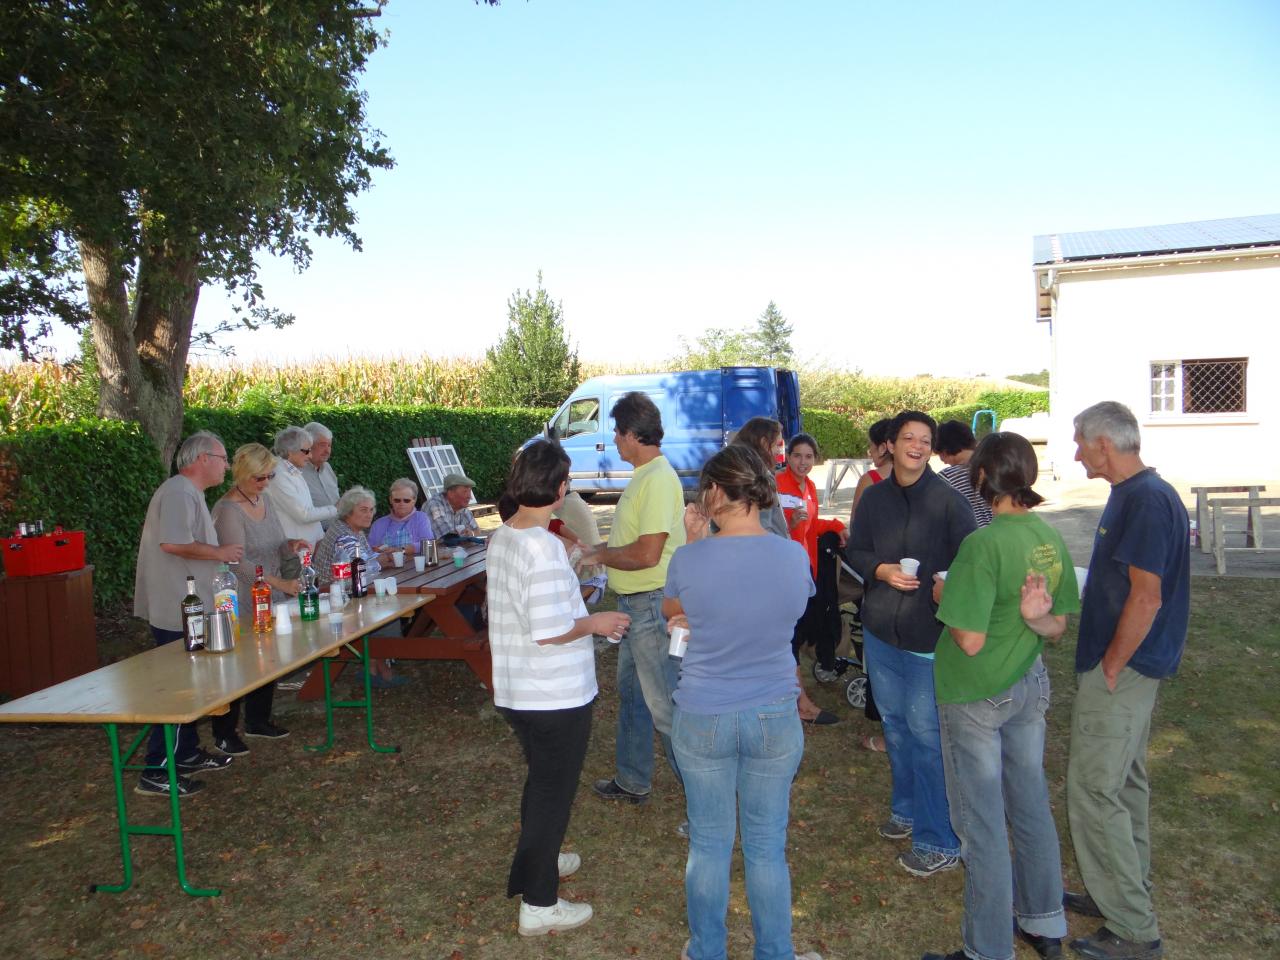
left=486, top=439, right=630, bottom=938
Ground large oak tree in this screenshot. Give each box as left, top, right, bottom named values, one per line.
left=1, top=1, right=395, bottom=463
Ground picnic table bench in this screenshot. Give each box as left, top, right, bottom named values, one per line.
left=1210, top=497, right=1280, bottom=574
left=0, top=592, right=429, bottom=897
left=1191, top=484, right=1266, bottom=554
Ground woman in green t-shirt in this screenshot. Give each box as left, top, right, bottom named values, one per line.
left=925, top=433, right=1080, bottom=960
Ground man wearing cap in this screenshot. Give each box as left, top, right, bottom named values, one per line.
left=426, top=472, right=482, bottom=538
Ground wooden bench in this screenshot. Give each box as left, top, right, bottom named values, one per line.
left=1210, top=497, right=1280, bottom=574
left=1191, top=484, right=1266, bottom=554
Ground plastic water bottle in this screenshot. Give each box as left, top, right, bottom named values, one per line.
left=212, top=562, right=239, bottom=635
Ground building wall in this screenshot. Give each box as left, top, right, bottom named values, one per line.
left=1047, top=257, right=1280, bottom=483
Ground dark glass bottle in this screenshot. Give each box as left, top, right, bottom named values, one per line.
left=181, top=576, right=206, bottom=651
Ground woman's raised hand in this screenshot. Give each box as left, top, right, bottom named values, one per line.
left=1019, top=573, right=1054, bottom=622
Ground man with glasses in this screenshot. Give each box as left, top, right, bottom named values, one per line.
left=133, top=431, right=244, bottom=797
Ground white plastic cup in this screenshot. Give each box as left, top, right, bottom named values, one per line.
left=274, top=602, right=293, bottom=634
left=452, top=546, right=465, bottom=568
left=900, top=557, right=920, bottom=577
left=935, top=570, right=948, bottom=581
left=373, top=578, right=388, bottom=598
left=668, top=625, right=690, bottom=658
left=392, top=549, right=405, bottom=567
left=318, top=596, right=331, bottom=615
left=329, top=583, right=345, bottom=610
left=386, top=578, right=398, bottom=596
left=414, top=555, right=426, bottom=573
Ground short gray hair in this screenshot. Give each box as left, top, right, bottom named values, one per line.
left=273, top=425, right=313, bottom=458
left=175, top=431, right=224, bottom=470
left=389, top=477, right=419, bottom=499
left=303, top=421, right=333, bottom=443
left=1073, top=401, right=1141, bottom=454
left=336, top=485, right=376, bottom=519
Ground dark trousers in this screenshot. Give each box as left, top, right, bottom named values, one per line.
left=498, top=701, right=593, bottom=907
left=212, top=684, right=275, bottom=739
left=144, top=627, right=200, bottom=769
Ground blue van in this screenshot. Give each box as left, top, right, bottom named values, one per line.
left=539, top=366, right=801, bottom=495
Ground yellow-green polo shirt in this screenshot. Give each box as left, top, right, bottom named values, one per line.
left=607, top=455, right=686, bottom=594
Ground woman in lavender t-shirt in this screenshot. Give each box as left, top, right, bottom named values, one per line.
left=664, top=444, right=822, bottom=960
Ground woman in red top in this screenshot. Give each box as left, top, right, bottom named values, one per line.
left=777, top=433, right=847, bottom=575
left=777, top=433, right=847, bottom=724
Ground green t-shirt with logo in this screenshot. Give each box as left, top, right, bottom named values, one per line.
left=935, top=511, right=1080, bottom=704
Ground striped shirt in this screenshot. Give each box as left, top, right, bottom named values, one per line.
left=940, top=463, right=994, bottom=527
left=486, top=524, right=595, bottom=710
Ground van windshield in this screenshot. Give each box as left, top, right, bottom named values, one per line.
left=553, top=397, right=601, bottom=439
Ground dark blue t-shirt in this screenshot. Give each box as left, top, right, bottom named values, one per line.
left=1076, top=469, right=1190, bottom=679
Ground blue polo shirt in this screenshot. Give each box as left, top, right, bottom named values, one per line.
left=1076, top=469, right=1190, bottom=679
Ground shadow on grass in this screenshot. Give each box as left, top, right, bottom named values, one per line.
left=0, top=580, right=1276, bottom=959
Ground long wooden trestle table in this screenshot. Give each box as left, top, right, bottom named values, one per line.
left=0, top=592, right=429, bottom=897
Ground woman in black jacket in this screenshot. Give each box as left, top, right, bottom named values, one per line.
left=845, top=411, right=976, bottom=879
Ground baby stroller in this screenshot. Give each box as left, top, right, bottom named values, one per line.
left=811, top=534, right=870, bottom=711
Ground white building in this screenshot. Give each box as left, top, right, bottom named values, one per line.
left=1032, top=214, right=1280, bottom=483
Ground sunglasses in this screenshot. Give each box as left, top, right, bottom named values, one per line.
left=391, top=497, right=414, bottom=504
left=299, top=448, right=312, bottom=455
left=252, top=472, right=276, bottom=482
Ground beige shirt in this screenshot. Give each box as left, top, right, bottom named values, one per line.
left=133, top=474, right=219, bottom=631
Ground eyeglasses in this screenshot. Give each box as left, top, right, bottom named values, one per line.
left=299, top=448, right=312, bottom=455
left=205, top=452, right=228, bottom=461
left=252, top=472, right=276, bottom=482
left=391, top=497, right=414, bottom=504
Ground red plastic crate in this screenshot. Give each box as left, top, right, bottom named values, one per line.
left=1, top=531, right=87, bottom=577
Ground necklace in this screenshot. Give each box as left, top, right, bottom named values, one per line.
left=236, top=486, right=261, bottom=507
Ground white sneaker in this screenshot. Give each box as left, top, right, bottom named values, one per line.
left=518, top=898, right=593, bottom=936
left=557, top=851, right=581, bottom=877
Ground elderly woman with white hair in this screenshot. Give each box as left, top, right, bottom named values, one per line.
left=265, top=425, right=339, bottom=575
left=368, top=477, right=435, bottom=562
left=313, top=486, right=405, bottom=688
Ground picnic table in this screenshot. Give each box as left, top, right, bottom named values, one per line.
left=822, top=458, right=872, bottom=506
left=296, top=540, right=491, bottom=699
left=1210, top=497, right=1280, bottom=574
left=1191, top=484, right=1266, bottom=554
left=0, top=592, right=429, bottom=897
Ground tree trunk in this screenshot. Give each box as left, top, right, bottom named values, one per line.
left=78, top=233, right=201, bottom=468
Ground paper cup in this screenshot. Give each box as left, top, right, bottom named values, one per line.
left=668, top=625, right=690, bottom=658
left=900, top=557, right=920, bottom=577
left=935, top=570, right=948, bottom=581
left=386, top=579, right=398, bottom=596
left=373, top=579, right=387, bottom=598
left=414, top=555, right=426, bottom=572
left=392, top=550, right=405, bottom=567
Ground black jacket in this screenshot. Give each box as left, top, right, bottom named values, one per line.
left=844, top=465, right=976, bottom=654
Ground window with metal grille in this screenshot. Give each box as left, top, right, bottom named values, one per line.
left=1149, top=358, right=1247, bottom=415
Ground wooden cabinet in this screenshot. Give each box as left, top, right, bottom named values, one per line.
left=0, top=565, right=97, bottom=699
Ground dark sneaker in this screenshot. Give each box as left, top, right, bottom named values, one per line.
left=592, top=778, right=650, bottom=805
left=877, top=817, right=912, bottom=840
left=214, top=734, right=250, bottom=756
left=897, top=848, right=960, bottom=877
left=244, top=721, right=290, bottom=739
left=175, top=749, right=233, bottom=774
left=135, top=771, right=207, bottom=797
left=921, top=952, right=966, bottom=960
left=1068, top=927, right=1162, bottom=960
left=1064, top=890, right=1104, bottom=918
left=1017, top=925, right=1064, bottom=959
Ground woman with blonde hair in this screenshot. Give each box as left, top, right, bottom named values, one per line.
left=210, top=443, right=307, bottom=752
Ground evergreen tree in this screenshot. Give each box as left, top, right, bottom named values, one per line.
left=752, top=301, right=794, bottom=365
left=479, top=273, right=581, bottom=407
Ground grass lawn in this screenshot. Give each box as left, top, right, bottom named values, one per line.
left=1, top=578, right=1276, bottom=959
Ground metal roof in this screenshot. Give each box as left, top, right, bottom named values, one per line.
left=1032, top=214, right=1280, bottom=265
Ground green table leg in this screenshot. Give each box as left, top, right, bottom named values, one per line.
left=305, top=636, right=400, bottom=755
left=92, top=722, right=220, bottom=897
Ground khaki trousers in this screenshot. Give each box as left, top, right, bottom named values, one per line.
left=1066, top=663, right=1162, bottom=943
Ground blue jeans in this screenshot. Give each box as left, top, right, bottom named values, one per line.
left=674, top=697, right=804, bottom=960
left=939, top=657, right=1066, bottom=960
left=863, top=628, right=959, bottom=856
left=613, top=588, right=683, bottom=794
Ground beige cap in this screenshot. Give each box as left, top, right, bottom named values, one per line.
left=442, top=472, right=475, bottom=489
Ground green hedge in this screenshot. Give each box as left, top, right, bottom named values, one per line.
left=184, top=404, right=553, bottom=504
left=930, top=390, right=1049, bottom=437
left=0, top=421, right=166, bottom=607
left=801, top=408, right=867, bottom=460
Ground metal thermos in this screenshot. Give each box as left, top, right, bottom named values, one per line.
left=423, top=539, right=439, bottom=565
left=205, top=610, right=237, bottom=653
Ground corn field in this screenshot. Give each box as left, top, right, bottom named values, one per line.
left=0, top=355, right=1010, bottom=434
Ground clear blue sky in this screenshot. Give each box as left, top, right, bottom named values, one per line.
left=47, top=0, right=1280, bottom=375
